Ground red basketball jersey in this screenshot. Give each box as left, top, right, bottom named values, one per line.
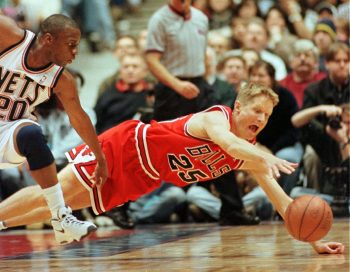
left=66, top=105, right=255, bottom=214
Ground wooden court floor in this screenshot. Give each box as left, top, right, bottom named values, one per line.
left=0, top=219, right=348, bottom=272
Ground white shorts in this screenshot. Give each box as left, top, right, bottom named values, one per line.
left=0, top=119, right=38, bottom=169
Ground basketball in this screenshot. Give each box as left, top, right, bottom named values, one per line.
left=284, top=195, right=333, bottom=242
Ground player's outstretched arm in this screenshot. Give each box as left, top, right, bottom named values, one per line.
left=250, top=172, right=345, bottom=255
left=310, top=241, right=345, bottom=254
left=190, top=111, right=298, bottom=178
left=54, top=70, right=108, bottom=186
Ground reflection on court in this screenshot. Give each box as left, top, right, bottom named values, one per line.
left=0, top=220, right=348, bottom=271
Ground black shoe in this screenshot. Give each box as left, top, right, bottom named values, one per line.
left=188, top=204, right=216, bottom=223
left=219, top=211, right=260, bottom=226
left=105, top=206, right=135, bottom=229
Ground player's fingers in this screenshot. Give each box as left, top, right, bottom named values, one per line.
left=272, top=166, right=280, bottom=178
left=279, top=164, right=293, bottom=174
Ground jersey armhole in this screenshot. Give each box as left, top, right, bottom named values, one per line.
left=0, top=30, right=27, bottom=58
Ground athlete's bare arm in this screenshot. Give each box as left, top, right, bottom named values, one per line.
left=188, top=111, right=297, bottom=177
left=0, top=14, right=25, bottom=51
left=54, top=70, right=108, bottom=185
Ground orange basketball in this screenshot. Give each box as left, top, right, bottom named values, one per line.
left=285, top=195, right=333, bottom=242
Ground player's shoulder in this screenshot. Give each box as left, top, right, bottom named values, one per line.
left=0, top=15, right=25, bottom=50
left=53, top=69, right=76, bottom=92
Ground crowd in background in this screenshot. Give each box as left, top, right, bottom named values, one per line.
left=0, top=0, right=349, bottom=230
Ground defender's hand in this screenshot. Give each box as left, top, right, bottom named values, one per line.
left=93, top=154, right=108, bottom=187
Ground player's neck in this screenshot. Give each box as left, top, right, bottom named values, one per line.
left=27, top=44, right=51, bottom=68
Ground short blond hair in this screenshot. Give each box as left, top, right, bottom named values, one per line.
left=236, top=82, right=279, bottom=107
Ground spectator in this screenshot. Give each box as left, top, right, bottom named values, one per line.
left=226, top=17, right=287, bottom=80
left=280, top=39, right=326, bottom=108
left=95, top=53, right=153, bottom=134
left=207, top=0, right=234, bottom=31
left=229, top=17, right=248, bottom=49
left=219, top=55, right=248, bottom=93
left=113, top=34, right=139, bottom=60
left=97, top=35, right=140, bottom=97
left=205, top=47, right=234, bottom=107
left=313, top=18, right=337, bottom=72
left=241, top=48, right=261, bottom=70
left=265, top=5, right=298, bottom=67
left=128, top=182, right=187, bottom=224
left=291, top=42, right=350, bottom=217
left=207, top=31, right=231, bottom=60
left=250, top=60, right=303, bottom=194
left=234, top=0, right=261, bottom=20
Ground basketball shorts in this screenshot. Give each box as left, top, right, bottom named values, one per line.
left=0, top=119, right=38, bottom=169
left=66, top=120, right=162, bottom=215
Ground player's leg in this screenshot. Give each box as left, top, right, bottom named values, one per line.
left=11, top=124, right=96, bottom=243
left=14, top=123, right=65, bottom=214
left=0, top=165, right=91, bottom=227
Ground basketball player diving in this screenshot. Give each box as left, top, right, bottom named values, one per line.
left=0, top=83, right=344, bottom=254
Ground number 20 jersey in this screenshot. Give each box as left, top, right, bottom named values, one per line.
left=0, top=30, right=63, bottom=122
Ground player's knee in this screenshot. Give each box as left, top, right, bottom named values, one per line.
left=16, top=125, right=54, bottom=170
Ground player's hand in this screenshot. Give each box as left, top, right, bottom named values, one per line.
left=311, top=241, right=345, bottom=254
left=93, top=154, right=108, bottom=187
left=265, top=154, right=298, bottom=179
left=175, top=81, right=200, bottom=99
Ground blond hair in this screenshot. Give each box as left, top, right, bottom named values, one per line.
left=236, top=82, right=279, bottom=107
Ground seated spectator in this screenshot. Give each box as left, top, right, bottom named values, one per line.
left=218, top=54, right=248, bottom=94
left=113, top=34, right=139, bottom=60
left=207, top=0, right=234, bottom=31
left=249, top=60, right=303, bottom=194
left=205, top=47, right=234, bottom=107
left=226, top=17, right=287, bottom=80
left=280, top=39, right=326, bottom=109
left=229, top=17, right=248, bottom=49
left=241, top=48, right=261, bottom=70
left=94, top=52, right=154, bottom=134
left=291, top=42, right=350, bottom=217
left=313, top=18, right=337, bottom=72
left=128, top=182, right=186, bottom=224
left=265, top=5, right=298, bottom=66
left=207, top=31, right=231, bottom=60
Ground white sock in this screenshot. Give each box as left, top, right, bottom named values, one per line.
left=0, top=221, right=7, bottom=230
left=42, top=183, right=65, bottom=218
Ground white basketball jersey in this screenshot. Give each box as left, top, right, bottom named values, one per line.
left=0, top=30, right=63, bottom=121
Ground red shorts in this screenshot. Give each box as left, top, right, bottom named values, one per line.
left=66, top=120, right=161, bottom=215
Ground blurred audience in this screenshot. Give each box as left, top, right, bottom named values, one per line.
left=291, top=42, right=350, bottom=217
left=280, top=39, right=326, bottom=108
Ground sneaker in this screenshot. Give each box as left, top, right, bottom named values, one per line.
left=188, top=204, right=216, bottom=223
left=51, top=206, right=97, bottom=245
